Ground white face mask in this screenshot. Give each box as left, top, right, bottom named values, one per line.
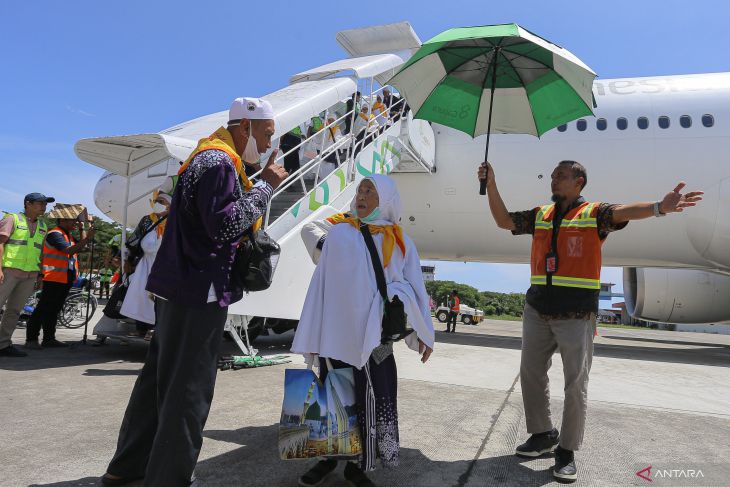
left=242, top=121, right=260, bottom=164
left=152, top=202, right=167, bottom=213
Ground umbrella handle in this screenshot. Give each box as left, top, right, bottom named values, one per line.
left=479, top=47, right=499, bottom=196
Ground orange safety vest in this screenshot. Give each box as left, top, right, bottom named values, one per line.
left=451, top=296, right=460, bottom=312
left=530, top=201, right=602, bottom=290
left=41, top=227, right=78, bottom=284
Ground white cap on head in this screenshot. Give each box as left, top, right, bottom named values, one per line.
left=229, top=97, right=275, bottom=123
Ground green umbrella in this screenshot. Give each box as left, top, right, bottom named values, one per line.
left=388, top=23, right=597, bottom=194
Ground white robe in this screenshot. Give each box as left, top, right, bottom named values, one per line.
left=292, top=175, right=435, bottom=369
left=120, top=229, right=161, bottom=325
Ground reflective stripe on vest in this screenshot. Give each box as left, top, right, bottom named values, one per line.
left=1, top=213, right=46, bottom=272
left=530, top=274, right=601, bottom=289
left=41, top=227, right=78, bottom=283
left=530, top=202, right=602, bottom=290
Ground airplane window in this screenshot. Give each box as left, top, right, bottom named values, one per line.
left=596, top=118, right=607, bottom=131
left=616, top=117, right=628, bottom=130
left=680, top=115, right=692, bottom=128
left=576, top=119, right=587, bottom=131
left=702, top=114, right=714, bottom=127
left=658, top=116, right=670, bottom=129
left=557, top=124, right=567, bottom=132
left=637, top=117, right=649, bottom=129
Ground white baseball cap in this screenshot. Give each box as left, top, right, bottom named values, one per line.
left=229, top=97, right=275, bottom=123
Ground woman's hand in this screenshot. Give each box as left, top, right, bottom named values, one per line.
left=418, top=339, right=433, bottom=363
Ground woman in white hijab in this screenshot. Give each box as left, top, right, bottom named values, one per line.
left=119, top=185, right=171, bottom=339
left=292, top=174, right=434, bottom=487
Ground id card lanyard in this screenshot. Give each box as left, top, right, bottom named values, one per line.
left=546, top=207, right=562, bottom=287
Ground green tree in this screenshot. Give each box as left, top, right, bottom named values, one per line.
left=424, top=279, right=526, bottom=317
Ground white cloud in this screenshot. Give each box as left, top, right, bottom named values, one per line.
left=65, top=105, right=95, bottom=117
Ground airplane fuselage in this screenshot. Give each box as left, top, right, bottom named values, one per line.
left=93, top=73, right=730, bottom=274
left=395, top=72, right=730, bottom=272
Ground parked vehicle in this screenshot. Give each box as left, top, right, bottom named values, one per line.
left=434, top=304, right=484, bottom=325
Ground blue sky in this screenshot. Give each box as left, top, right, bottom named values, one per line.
left=1, top=0, right=727, bottom=296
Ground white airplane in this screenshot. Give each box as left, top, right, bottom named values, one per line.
left=75, top=22, right=730, bottom=347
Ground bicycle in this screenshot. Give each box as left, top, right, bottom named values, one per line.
left=0, top=287, right=97, bottom=329
left=59, top=288, right=98, bottom=329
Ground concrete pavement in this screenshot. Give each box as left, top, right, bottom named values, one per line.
left=1, top=313, right=729, bottom=486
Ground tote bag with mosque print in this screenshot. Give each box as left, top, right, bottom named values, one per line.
left=278, top=359, right=362, bottom=460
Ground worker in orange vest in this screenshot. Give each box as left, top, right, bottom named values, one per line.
left=446, top=289, right=460, bottom=333
left=26, top=208, right=94, bottom=348
left=479, top=159, right=703, bottom=483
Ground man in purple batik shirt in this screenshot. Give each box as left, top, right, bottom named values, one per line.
left=103, top=97, right=288, bottom=487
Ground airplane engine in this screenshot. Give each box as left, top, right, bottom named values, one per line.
left=623, top=267, right=730, bottom=323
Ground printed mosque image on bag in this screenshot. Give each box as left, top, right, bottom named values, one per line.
left=279, top=368, right=362, bottom=459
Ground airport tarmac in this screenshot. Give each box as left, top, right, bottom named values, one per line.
left=1, top=311, right=729, bottom=487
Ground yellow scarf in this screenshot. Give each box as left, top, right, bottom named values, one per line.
left=178, top=127, right=262, bottom=232
left=326, top=213, right=406, bottom=268
left=149, top=212, right=167, bottom=238
left=373, top=102, right=387, bottom=115
left=178, top=127, right=253, bottom=191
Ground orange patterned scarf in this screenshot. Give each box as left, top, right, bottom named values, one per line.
left=178, top=127, right=253, bottom=191
left=178, top=126, right=262, bottom=232
left=326, top=213, right=405, bottom=268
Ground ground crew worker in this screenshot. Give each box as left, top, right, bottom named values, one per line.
left=26, top=205, right=95, bottom=348
left=446, top=289, right=460, bottom=333
left=479, top=160, right=703, bottom=483
left=0, top=193, right=54, bottom=357
left=97, top=263, right=114, bottom=299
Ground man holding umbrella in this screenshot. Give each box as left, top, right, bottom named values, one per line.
left=478, top=160, right=703, bottom=482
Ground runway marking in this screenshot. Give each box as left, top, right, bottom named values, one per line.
left=455, top=372, right=520, bottom=487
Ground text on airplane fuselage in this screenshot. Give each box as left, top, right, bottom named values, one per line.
left=594, top=77, right=717, bottom=96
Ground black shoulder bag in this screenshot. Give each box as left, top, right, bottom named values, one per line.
left=360, top=223, right=411, bottom=344
left=233, top=227, right=281, bottom=292
left=103, top=276, right=129, bottom=319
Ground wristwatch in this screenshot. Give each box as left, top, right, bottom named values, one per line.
left=653, top=201, right=666, bottom=217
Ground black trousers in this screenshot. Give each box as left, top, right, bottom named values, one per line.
left=107, top=299, right=228, bottom=486
left=99, top=281, right=110, bottom=298
left=26, top=281, right=72, bottom=342
left=447, top=311, right=458, bottom=332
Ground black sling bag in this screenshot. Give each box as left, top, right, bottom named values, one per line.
left=359, top=223, right=412, bottom=344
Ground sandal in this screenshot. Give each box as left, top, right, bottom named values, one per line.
left=298, top=459, right=337, bottom=487
left=344, top=462, right=376, bottom=487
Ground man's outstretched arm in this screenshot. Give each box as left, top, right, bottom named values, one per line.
left=479, top=162, right=516, bottom=231
left=612, top=182, right=704, bottom=224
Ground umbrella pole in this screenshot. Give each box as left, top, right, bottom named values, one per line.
left=480, top=48, right=499, bottom=196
